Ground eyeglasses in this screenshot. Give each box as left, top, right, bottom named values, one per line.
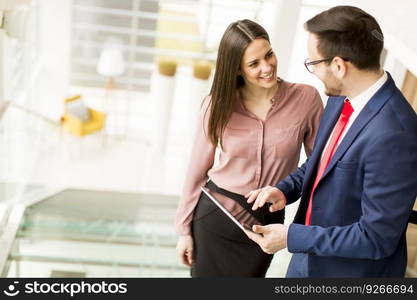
left=304, top=57, right=349, bottom=73
left=304, top=57, right=333, bottom=73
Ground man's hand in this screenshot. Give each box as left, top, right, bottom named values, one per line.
left=244, top=224, right=288, bottom=254
left=245, top=186, right=286, bottom=212
left=176, top=235, right=194, bottom=267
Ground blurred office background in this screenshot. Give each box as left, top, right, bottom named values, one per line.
left=0, top=0, right=416, bottom=278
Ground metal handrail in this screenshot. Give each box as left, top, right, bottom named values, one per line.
left=8, top=253, right=187, bottom=271
left=6, top=102, right=60, bottom=126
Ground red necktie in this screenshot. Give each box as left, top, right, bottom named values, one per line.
left=305, top=99, right=354, bottom=225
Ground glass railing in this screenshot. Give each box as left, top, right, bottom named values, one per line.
left=8, top=188, right=187, bottom=277
left=0, top=102, right=65, bottom=276
left=0, top=103, right=187, bottom=277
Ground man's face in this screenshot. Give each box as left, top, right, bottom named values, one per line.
left=307, top=33, right=343, bottom=96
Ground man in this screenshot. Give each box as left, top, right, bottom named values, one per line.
left=244, top=5, right=417, bottom=277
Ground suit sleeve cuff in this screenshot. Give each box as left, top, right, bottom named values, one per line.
left=287, top=223, right=312, bottom=253
left=276, top=182, right=292, bottom=201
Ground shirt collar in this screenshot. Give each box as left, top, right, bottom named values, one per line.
left=235, top=79, right=287, bottom=115
left=348, top=71, right=387, bottom=113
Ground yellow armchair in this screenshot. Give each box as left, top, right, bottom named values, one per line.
left=60, top=95, right=106, bottom=137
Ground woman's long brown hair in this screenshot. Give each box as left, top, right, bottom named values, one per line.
left=206, top=19, right=270, bottom=148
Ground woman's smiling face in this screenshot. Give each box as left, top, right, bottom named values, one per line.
left=240, top=38, right=278, bottom=89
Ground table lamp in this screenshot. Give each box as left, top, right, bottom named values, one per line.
left=96, top=38, right=125, bottom=90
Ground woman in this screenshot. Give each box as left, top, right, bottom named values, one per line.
left=175, top=19, right=323, bottom=277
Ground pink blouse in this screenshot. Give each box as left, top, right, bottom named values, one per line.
left=175, top=80, right=324, bottom=235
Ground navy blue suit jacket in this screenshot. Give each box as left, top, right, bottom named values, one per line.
left=277, top=73, right=417, bottom=277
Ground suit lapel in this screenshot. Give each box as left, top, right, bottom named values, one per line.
left=320, top=73, right=396, bottom=180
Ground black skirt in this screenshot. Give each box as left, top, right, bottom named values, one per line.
left=190, top=191, right=274, bottom=277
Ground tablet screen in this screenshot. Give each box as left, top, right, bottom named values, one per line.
left=200, top=186, right=260, bottom=236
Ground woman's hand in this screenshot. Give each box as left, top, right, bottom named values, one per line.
left=176, top=235, right=194, bottom=267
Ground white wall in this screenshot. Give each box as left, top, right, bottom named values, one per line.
left=0, top=31, right=11, bottom=105
left=344, top=0, right=417, bottom=76
left=260, top=0, right=303, bottom=79
left=36, top=0, right=72, bottom=121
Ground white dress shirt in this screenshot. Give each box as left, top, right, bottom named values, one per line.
left=322, top=71, right=388, bottom=156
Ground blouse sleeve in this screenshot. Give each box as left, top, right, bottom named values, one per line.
left=303, top=87, right=324, bottom=156
left=175, top=96, right=216, bottom=235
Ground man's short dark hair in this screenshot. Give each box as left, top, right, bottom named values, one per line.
left=305, top=5, right=384, bottom=71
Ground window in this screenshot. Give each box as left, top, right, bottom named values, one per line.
left=70, top=0, right=270, bottom=138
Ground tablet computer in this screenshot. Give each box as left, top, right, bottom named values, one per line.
left=200, top=186, right=260, bottom=235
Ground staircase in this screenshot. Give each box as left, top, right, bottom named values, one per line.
left=6, top=189, right=189, bottom=277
